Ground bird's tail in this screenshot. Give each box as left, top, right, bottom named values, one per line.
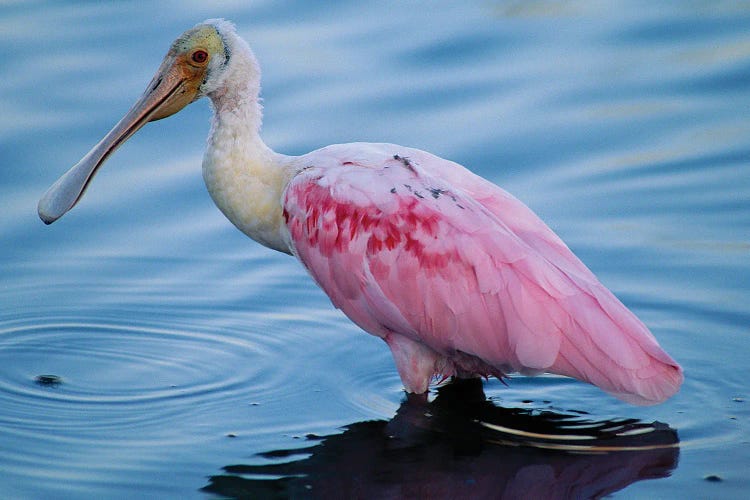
left=551, top=285, right=683, bottom=406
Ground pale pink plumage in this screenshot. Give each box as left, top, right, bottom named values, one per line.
left=283, top=142, right=682, bottom=405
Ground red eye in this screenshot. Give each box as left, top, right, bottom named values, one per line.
left=191, top=50, right=208, bottom=63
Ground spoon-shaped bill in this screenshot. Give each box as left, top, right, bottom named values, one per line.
left=38, top=50, right=203, bottom=224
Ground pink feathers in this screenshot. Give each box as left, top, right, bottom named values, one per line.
left=283, top=143, right=682, bottom=405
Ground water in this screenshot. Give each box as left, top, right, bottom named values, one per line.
left=2, top=1, right=749, bottom=498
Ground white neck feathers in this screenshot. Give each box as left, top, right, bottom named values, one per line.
left=201, top=29, right=292, bottom=254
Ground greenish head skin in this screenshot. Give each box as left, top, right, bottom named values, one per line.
left=151, top=24, right=230, bottom=119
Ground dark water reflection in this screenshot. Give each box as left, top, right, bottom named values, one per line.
left=204, top=380, right=679, bottom=499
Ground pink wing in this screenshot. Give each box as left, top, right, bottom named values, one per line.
left=283, top=143, right=682, bottom=405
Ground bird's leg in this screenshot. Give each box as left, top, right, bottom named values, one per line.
left=383, top=334, right=442, bottom=394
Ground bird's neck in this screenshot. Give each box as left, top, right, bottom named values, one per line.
left=202, top=55, right=294, bottom=254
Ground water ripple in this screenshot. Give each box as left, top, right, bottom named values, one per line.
left=0, top=317, right=274, bottom=437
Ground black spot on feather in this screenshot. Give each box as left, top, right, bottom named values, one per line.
left=429, top=187, right=447, bottom=199
left=393, top=154, right=416, bottom=172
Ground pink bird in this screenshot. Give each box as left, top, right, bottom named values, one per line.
left=38, top=20, right=683, bottom=405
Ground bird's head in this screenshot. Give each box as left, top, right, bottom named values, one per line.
left=38, top=19, right=236, bottom=224
left=147, top=21, right=231, bottom=120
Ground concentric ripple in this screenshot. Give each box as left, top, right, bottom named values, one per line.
left=0, top=316, right=273, bottom=438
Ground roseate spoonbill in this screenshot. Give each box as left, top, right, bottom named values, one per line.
left=38, top=20, right=683, bottom=405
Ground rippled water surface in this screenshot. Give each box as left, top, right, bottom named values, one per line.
left=2, top=1, right=749, bottom=498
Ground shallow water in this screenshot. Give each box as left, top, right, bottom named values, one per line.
left=2, top=1, right=749, bottom=498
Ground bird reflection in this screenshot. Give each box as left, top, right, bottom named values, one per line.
left=203, top=379, right=679, bottom=499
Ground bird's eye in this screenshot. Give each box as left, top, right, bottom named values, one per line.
left=191, top=50, right=209, bottom=64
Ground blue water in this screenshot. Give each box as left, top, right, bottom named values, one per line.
left=2, top=1, right=749, bottom=498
